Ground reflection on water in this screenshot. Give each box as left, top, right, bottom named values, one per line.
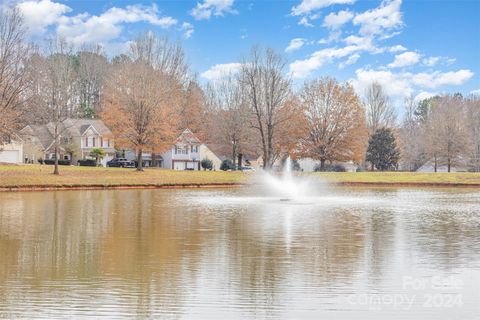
left=0, top=188, right=479, bottom=319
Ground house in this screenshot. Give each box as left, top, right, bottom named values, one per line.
left=161, top=129, right=203, bottom=170
left=0, top=135, right=23, bottom=164
left=20, top=118, right=116, bottom=166
left=124, top=129, right=222, bottom=170
left=200, top=144, right=222, bottom=170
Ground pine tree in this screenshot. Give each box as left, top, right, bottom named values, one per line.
left=366, top=128, right=400, bottom=171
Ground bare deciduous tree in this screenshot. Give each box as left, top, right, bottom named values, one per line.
left=426, top=95, right=469, bottom=172
left=76, top=45, right=108, bottom=118
left=32, top=38, right=78, bottom=174
left=0, top=8, right=30, bottom=144
left=103, top=33, right=186, bottom=171
left=205, top=74, right=253, bottom=167
left=465, top=95, right=480, bottom=171
left=178, top=80, right=207, bottom=140
left=398, top=96, right=426, bottom=171
left=299, top=78, right=368, bottom=170
left=364, top=82, right=396, bottom=135
left=241, top=47, right=292, bottom=169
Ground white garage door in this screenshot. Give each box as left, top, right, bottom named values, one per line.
left=0, top=150, right=19, bottom=163
left=174, top=161, right=185, bottom=170
left=186, top=162, right=197, bottom=170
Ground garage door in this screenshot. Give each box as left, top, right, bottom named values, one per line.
left=174, top=161, right=185, bottom=170
left=186, top=162, right=197, bottom=170
left=0, top=150, right=19, bottom=163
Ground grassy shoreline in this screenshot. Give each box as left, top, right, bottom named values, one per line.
left=0, top=164, right=479, bottom=191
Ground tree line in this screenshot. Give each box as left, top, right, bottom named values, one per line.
left=1, top=8, right=479, bottom=173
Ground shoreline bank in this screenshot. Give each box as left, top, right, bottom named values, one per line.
left=1, top=181, right=479, bottom=192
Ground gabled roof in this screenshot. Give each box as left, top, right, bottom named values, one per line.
left=62, top=118, right=112, bottom=136
left=176, top=128, right=201, bottom=145
left=20, top=124, right=54, bottom=149
left=20, top=118, right=113, bottom=151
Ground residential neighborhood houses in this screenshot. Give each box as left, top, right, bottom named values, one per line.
left=124, top=129, right=223, bottom=171
left=19, top=119, right=116, bottom=167
left=1, top=119, right=227, bottom=171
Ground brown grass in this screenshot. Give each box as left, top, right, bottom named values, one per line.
left=0, top=164, right=479, bottom=190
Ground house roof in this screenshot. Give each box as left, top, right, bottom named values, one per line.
left=62, top=118, right=112, bottom=137
left=176, top=129, right=201, bottom=145
left=20, top=118, right=113, bottom=151
left=203, top=143, right=260, bottom=162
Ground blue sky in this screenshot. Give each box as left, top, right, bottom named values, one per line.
left=10, top=0, right=480, bottom=104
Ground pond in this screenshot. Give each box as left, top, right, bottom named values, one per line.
left=0, top=188, right=479, bottom=319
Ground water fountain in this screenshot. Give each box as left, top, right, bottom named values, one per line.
left=261, top=156, right=312, bottom=202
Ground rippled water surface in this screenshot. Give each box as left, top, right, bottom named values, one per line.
left=0, top=188, right=479, bottom=319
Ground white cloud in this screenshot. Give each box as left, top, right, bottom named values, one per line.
left=190, top=0, right=236, bottom=20
left=388, top=51, right=421, bottom=68
left=414, top=91, right=437, bottom=102
left=323, top=10, right=353, bottom=29
left=350, top=68, right=474, bottom=99
left=290, top=36, right=384, bottom=78
left=285, top=38, right=306, bottom=52
left=290, top=45, right=360, bottom=78
left=343, top=35, right=373, bottom=47
left=292, top=0, right=355, bottom=16
left=298, top=16, right=314, bottom=27
left=17, top=0, right=71, bottom=34
left=55, top=4, right=177, bottom=45
left=410, top=69, right=474, bottom=88
left=422, top=56, right=440, bottom=67
left=389, top=45, right=406, bottom=52
left=353, top=0, right=403, bottom=38
left=351, top=68, right=413, bottom=97
left=181, top=22, right=194, bottom=39
left=339, top=53, right=360, bottom=68
left=201, top=62, right=242, bottom=81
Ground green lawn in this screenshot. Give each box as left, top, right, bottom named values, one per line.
left=0, top=164, right=479, bottom=189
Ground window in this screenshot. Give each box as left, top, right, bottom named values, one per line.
left=191, top=145, right=199, bottom=153
left=100, top=137, right=103, bottom=147
left=175, top=146, right=188, bottom=154
left=85, top=137, right=88, bottom=147
left=63, top=137, right=69, bottom=144
left=92, top=137, right=96, bottom=147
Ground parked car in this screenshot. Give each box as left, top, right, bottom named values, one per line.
left=233, top=165, right=255, bottom=171
left=107, top=158, right=135, bottom=168
left=239, top=166, right=255, bottom=171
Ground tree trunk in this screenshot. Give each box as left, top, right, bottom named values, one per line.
left=267, top=124, right=274, bottom=170
left=238, top=153, right=243, bottom=168
left=320, top=158, right=326, bottom=171
left=447, top=157, right=451, bottom=173
left=434, top=155, right=437, bottom=173
left=370, top=162, right=374, bottom=172
left=232, top=145, right=237, bottom=168
left=53, top=144, right=59, bottom=175
left=262, top=154, right=269, bottom=170
left=53, top=125, right=59, bottom=175
left=137, top=148, right=143, bottom=172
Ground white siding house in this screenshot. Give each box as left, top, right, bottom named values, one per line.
left=0, top=139, right=23, bottom=164
left=200, top=144, right=222, bottom=170
left=20, top=119, right=116, bottom=166
left=161, top=129, right=202, bottom=170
